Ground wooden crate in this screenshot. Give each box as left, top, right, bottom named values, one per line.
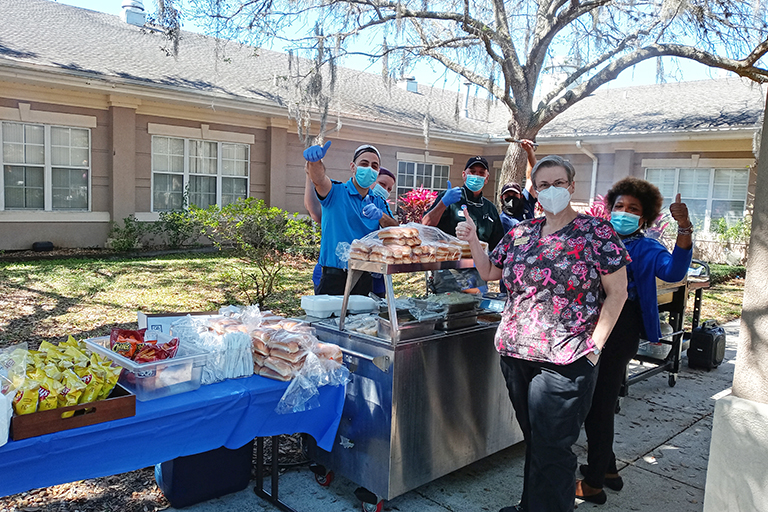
left=10, top=385, right=136, bottom=440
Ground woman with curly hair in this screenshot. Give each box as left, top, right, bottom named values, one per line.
left=576, top=177, right=694, bottom=504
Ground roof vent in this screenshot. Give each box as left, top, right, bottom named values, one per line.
left=397, top=76, right=419, bottom=93
left=121, top=0, right=146, bottom=26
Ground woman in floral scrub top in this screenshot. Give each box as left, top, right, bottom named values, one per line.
left=456, top=155, right=630, bottom=512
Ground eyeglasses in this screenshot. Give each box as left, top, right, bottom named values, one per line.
left=535, top=179, right=570, bottom=191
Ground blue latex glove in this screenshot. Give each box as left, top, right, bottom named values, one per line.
left=303, top=141, right=332, bottom=162
left=442, top=180, right=462, bottom=207
left=362, top=196, right=384, bottom=221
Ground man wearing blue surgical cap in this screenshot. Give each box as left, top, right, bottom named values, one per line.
left=304, top=141, right=397, bottom=296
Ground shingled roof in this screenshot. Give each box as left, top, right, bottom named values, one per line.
left=538, top=78, right=765, bottom=139
left=0, top=0, right=764, bottom=141
left=0, top=0, right=507, bottom=139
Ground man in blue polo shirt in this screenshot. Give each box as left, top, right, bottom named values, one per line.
left=304, top=141, right=397, bottom=295
left=304, top=167, right=396, bottom=295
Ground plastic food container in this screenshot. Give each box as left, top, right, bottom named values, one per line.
left=301, top=295, right=378, bottom=318
left=84, top=335, right=208, bottom=401
left=637, top=341, right=672, bottom=360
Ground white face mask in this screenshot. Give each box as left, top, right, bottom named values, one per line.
left=537, top=185, right=571, bottom=215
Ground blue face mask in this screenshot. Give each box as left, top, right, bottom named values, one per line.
left=465, top=174, right=486, bottom=192
left=355, top=166, right=378, bottom=189
left=610, top=211, right=642, bottom=235
left=371, top=183, right=390, bottom=200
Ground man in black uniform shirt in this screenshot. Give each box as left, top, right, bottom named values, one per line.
left=422, top=156, right=504, bottom=292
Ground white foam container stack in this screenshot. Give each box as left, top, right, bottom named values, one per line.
left=301, top=295, right=378, bottom=318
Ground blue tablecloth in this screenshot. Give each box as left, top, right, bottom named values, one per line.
left=0, top=375, right=346, bottom=497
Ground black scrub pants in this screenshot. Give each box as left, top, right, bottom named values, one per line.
left=500, top=354, right=599, bottom=512
left=317, top=266, right=372, bottom=296
left=582, top=300, right=643, bottom=489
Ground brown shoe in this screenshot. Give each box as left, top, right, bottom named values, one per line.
left=576, top=479, right=607, bottom=505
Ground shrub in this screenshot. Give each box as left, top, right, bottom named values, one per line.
left=284, top=216, right=321, bottom=259
left=153, top=209, right=203, bottom=249
left=191, top=198, right=304, bottom=307
left=397, top=185, right=438, bottom=224
left=107, top=215, right=150, bottom=252
left=708, top=263, right=747, bottom=285
left=711, top=215, right=752, bottom=245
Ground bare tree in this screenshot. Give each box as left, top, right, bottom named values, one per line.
left=165, top=0, right=768, bottom=184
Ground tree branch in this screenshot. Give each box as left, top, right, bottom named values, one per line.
left=532, top=42, right=768, bottom=130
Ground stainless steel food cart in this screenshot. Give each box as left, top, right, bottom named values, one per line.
left=308, top=259, right=523, bottom=510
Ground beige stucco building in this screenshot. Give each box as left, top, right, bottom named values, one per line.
left=0, top=0, right=764, bottom=251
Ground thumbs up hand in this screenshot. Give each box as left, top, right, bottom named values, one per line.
left=303, top=141, right=332, bottom=162
left=456, top=206, right=479, bottom=243
left=669, top=193, right=691, bottom=228
left=441, top=180, right=463, bottom=207
left=362, top=195, right=384, bottom=221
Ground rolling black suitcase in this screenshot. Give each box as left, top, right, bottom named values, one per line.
left=687, top=320, right=726, bottom=370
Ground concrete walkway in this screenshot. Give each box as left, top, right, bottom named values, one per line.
left=174, top=320, right=740, bottom=512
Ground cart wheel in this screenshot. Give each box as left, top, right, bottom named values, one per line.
left=668, top=374, right=677, bottom=387
left=361, top=501, right=383, bottom=512
left=314, top=470, right=334, bottom=486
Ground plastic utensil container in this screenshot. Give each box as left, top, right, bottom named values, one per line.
left=84, top=335, right=208, bottom=401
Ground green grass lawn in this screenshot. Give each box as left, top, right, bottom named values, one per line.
left=0, top=251, right=744, bottom=350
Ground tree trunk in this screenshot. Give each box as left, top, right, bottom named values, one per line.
left=498, top=141, right=534, bottom=194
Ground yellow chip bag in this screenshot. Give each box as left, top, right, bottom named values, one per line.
left=90, top=352, right=110, bottom=366
left=96, top=363, right=122, bottom=400
left=75, top=366, right=103, bottom=404
left=39, top=341, right=64, bottom=359
left=43, top=362, right=62, bottom=381
left=63, top=346, right=89, bottom=368
left=58, top=368, right=86, bottom=411
left=13, top=379, right=40, bottom=415
left=56, top=358, right=74, bottom=370
left=60, top=335, right=82, bottom=349
left=38, top=376, right=63, bottom=411
left=29, top=352, right=45, bottom=370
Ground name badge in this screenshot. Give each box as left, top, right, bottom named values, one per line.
left=457, top=209, right=465, bottom=218
left=514, top=236, right=529, bottom=246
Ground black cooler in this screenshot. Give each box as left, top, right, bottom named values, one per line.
left=155, top=440, right=254, bottom=508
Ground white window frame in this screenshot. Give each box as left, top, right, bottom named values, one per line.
left=644, top=166, right=749, bottom=232
left=150, top=135, right=250, bottom=212
left=394, top=152, right=454, bottom=202
left=0, top=121, right=92, bottom=212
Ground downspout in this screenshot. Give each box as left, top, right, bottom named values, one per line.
left=576, top=141, right=598, bottom=205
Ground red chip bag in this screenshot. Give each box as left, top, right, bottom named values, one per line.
left=109, top=328, right=147, bottom=359
left=133, top=337, right=179, bottom=364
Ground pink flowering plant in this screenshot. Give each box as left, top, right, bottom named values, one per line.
left=584, top=194, right=611, bottom=221
left=397, top=185, right=438, bottom=224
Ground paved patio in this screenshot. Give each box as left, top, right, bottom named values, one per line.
left=173, top=320, right=740, bottom=512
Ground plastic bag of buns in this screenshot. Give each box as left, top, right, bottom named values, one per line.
left=341, top=222, right=471, bottom=264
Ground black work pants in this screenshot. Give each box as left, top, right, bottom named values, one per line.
left=582, top=300, right=643, bottom=489
left=316, top=266, right=372, bottom=296
left=500, top=354, right=599, bottom=512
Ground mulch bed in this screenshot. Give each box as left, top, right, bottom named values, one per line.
left=0, top=435, right=309, bottom=512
